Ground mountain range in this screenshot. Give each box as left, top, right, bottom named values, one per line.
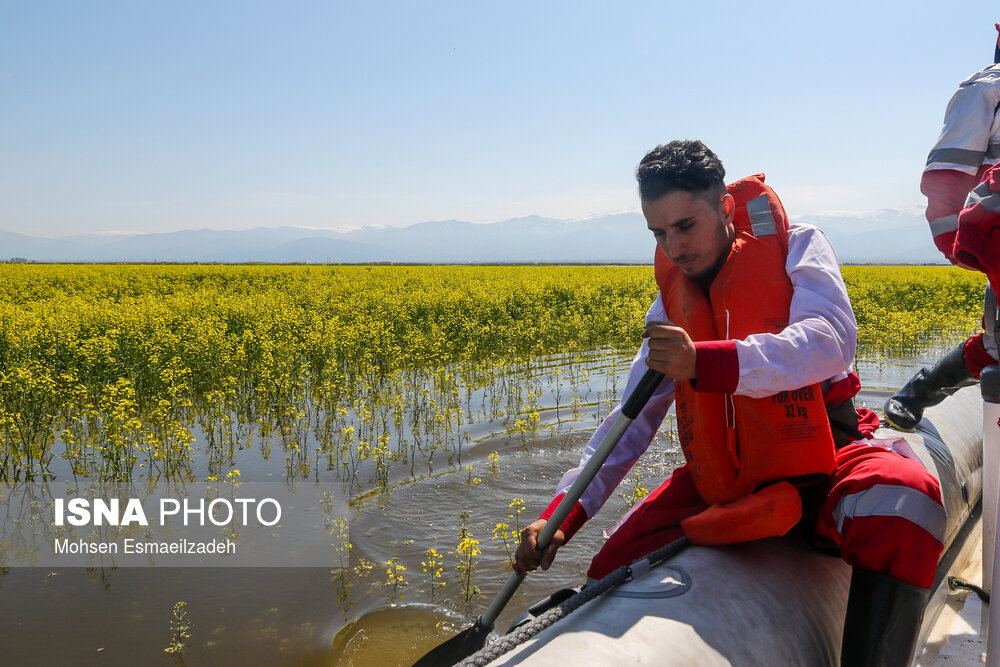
left=1, top=209, right=946, bottom=265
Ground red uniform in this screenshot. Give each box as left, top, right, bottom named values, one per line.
left=540, top=178, right=945, bottom=589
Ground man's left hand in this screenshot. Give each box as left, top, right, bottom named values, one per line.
left=643, top=321, right=697, bottom=380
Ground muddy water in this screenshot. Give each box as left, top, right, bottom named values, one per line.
left=0, top=347, right=949, bottom=666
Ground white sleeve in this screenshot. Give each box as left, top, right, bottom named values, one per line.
left=733, top=224, right=857, bottom=398
left=925, top=72, right=1000, bottom=175
left=553, top=297, right=675, bottom=520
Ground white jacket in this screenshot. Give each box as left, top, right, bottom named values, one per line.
left=925, top=63, right=1000, bottom=177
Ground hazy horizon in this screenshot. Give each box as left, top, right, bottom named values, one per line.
left=4, top=2, right=999, bottom=239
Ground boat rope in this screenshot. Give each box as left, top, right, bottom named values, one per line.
left=949, top=576, right=990, bottom=603
left=457, top=536, right=691, bottom=667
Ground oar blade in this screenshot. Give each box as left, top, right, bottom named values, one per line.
left=412, top=617, right=492, bottom=667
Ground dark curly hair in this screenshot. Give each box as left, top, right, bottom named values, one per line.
left=636, top=140, right=726, bottom=202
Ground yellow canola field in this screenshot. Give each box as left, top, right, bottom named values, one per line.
left=0, top=264, right=984, bottom=482
left=841, top=266, right=983, bottom=355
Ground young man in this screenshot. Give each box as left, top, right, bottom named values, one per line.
left=884, top=26, right=1000, bottom=430
left=514, top=140, right=945, bottom=667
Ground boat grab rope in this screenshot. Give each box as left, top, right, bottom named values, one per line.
left=949, top=576, right=991, bottom=603
left=457, top=536, right=692, bottom=667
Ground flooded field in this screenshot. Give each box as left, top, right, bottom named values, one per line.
left=0, top=344, right=960, bottom=666
left=0, top=264, right=985, bottom=665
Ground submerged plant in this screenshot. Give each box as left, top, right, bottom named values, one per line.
left=385, top=557, right=407, bottom=604
left=421, top=548, right=446, bottom=601
left=464, top=464, right=481, bottom=485
left=492, top=521, right=517, bottom=564
left=621, top=471, right=649, bottom=509
left=508, top=498, right=525, bottom=534
left=164, top=601, right=191, bottom=658
left=456, top=511, right=481, bottom=605
left=490, top=497, right=526, bottom=565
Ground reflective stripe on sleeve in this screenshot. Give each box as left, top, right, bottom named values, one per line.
left=929, top=214, right=959, bottom=237
left=965, top=180, right=1000, bottom=213
left=927, top=147, right=987, bottom=167
left=988, top=142, right=1000, bottom=160
left=833, top=484, right=946, bottom=542
left=746, top=194, right=777, bottom=237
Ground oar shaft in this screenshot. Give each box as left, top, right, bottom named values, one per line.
left=479, top=368, right=665, bottom=628
left=481, top=571, right=526, bottom=628
left=535, top=411, right=631, bottom=548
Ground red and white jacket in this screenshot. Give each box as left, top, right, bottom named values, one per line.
left=955, top=163, right=1000, bottom=295
left=923, top=63, right=1000, bottom=262
left=540, top=223, right=861, bottom=540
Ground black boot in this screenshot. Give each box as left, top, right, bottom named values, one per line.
left=882, top=342, right=976, bottom=431
left=840, top=567, right=929, bottom=667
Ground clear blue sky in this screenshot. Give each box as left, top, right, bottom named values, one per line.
left=2, top=1, right=998, bottom=237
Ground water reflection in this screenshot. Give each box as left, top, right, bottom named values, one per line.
left=0, top=345, right=970, bottom=666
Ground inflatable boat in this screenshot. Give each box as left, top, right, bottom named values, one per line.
left=476, top=385, right=984, bottom=666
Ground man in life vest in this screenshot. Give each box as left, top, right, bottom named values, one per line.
left=883, top=25, right=1000, bottom=430
left=513, top=140, right=946, bottom=667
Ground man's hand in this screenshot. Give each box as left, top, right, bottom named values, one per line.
left=643, top=321, right=697, bottom=379
left=512, top=519, right=565, bottom=574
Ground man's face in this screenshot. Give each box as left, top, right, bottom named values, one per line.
left=643, top=189, right=735, bottom=281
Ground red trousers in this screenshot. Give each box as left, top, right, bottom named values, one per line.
left=588, top=443, right=945, bottom=589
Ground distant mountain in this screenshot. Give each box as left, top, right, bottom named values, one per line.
left=798, top=208, right=946, bottom=264
left=1, top=209, right=946, bottom=265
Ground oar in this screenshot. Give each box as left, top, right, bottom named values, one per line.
left=413, top=368, right=666, bottom=666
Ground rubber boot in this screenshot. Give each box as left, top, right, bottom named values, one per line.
left=882, top=342, right=976, bottom=431
left=840, top=566, right=929, bottom=667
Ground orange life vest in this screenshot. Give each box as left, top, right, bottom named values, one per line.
left=655, top=174, right=837, bottom=506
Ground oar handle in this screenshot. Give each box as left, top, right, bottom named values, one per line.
left=479, top=368, right=665, bottom=628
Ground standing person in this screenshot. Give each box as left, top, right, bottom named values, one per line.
left=883, top=25, right=1000, bottom=430
left=514, top=140, right=946, bottom=667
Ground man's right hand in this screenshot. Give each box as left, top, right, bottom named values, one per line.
left=512, top=519, right=565, bottom=575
